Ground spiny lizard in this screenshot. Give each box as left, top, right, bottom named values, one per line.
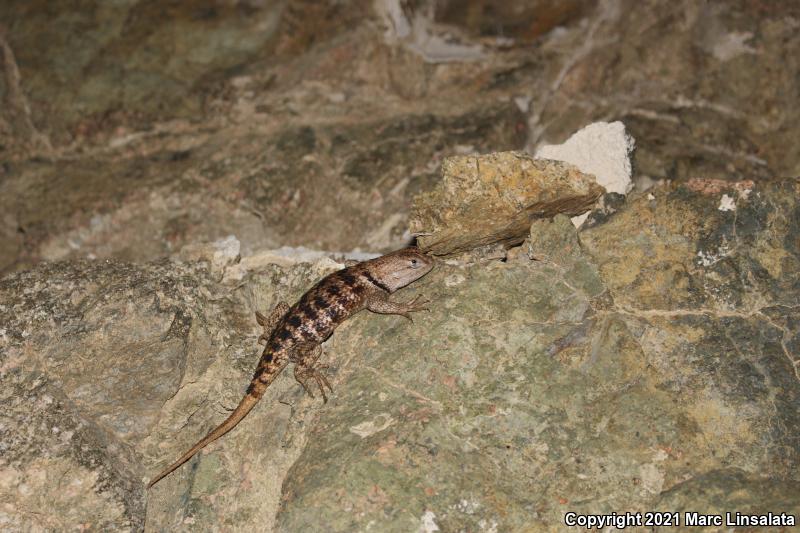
left=147, top=246, right=434, bottom=488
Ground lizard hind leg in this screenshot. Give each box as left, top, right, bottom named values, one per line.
left=255, top=301, right=290, bottom=345
left=292, top=344, right=334, bottom=403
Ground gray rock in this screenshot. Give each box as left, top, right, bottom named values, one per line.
left=275, top=178, right=800, bottom=531
left=0, top=260, right=219, bottom=531
left=655, top=469, right=800, bottom=532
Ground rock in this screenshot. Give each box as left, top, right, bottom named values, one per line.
left=526, top=214, right=583, bottom=266
left=0, top=2, right=286, bottom=147
left=2, top=176, right=798, bottom=530
left=536, top=121, right=635, bottom=227
left=4, top=1, right=798, bottom=273
left=375, top=0, right=486, bottom=63
left=536, top=121, right=635, bottom=197
left=655, top=469, right=800, bottom=529
left=579, top=177, right=798, bottom=312
left=275, top=178, right=799, bottom=531
left=431, top=0, right=591, bottom=44
left=178, top=235, right=241, bottom=276
left=0, top=103, right=525, bottom=274
left=223, top=246, right=377, bottom=282
left=0, top=260, right=221, bottom=531
left=410, top=151, right=605, bottom=256
left=0, top=256, right=348, bottom=531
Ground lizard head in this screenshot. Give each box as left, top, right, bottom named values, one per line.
left=366, top=246, right=435, bottom=292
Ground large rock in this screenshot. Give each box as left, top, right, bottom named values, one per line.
left=275, top=179, right=799, bottom=531
left=0, top=254, right=355, bottom=531
left=2, top=177, right=797, bottom=531
left=0, top=260, right=218, bottom=530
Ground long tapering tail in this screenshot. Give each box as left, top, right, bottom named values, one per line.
left=147, top=358, right=287, bottom=488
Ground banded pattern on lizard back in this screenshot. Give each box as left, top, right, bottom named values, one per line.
left=148, top=246, right=434, bottom=488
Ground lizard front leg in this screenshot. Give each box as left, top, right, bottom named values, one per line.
left=366, top=292, right=430, bottom=322
left=255, top=301, right=290, bottom=345
left=292, top=343, right=334, bottom=402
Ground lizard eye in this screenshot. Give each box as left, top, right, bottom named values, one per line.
left=410, top=258, right=418, bottom=267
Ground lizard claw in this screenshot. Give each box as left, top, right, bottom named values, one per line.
left=294, top=363, right=333, bottom=402
left=404, top=295, right=430, bottom=316
left=297, top=378, right=315, bottom=398
left=312, top=369, right=333, bottom=402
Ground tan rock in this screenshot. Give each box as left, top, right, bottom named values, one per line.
left=410, top=151, right=604, bottom=256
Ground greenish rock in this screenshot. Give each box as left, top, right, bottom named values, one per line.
left=273, top=178, right=800, bottom=531
left=0, top=259, right=217, bottom=531
left=2, top=178, right=797, bottom=531
left=655, top=469, right=800, bottom=532
left=528, top=214, right=582, bottom=264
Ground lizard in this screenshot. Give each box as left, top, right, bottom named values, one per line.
left=147, top=246, right=434, bottom=488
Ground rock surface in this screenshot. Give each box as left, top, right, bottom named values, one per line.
left=2, top=177, right=798, bottom=531
left=410, top=151, right=604, bottom=256
left=1, top=260, right=219, bottom=530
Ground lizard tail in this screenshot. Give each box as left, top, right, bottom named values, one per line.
left=147, top=358, right=287, bottom=489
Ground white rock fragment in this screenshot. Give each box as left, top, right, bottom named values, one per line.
left=417, top=510, right=440, bottom=533
left=478, top=518, right=499, bottom=533
left=718, top=194, right=736, bottom=211
left=513, top=96, right=531, bottom=113
left=535, top=121, right=635, bottom=227
left=222, top=246, right=381, bottom=282
left=348, top=413, right=396, bottom=438
left=243, top=246, right=338, bottom=269
left=212, top=235, right=241, bottom=265
left=536, top=121, right=634, bottom=195
left=652, top=448, right=669, bottom=462
left=638, top=462, right=665, bottom=495
left=710, top=31, right=756, bottom=62
left=456, top=499, right=480, bottom=514
left=696, top=240, right=732, bottom=267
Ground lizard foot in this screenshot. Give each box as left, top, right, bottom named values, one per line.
left=294, top=363, right=334, bottom=403
left=398, top=294, right=430, bottom=322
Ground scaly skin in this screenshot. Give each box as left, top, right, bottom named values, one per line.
left=147, top=246, right=434, bottom=488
